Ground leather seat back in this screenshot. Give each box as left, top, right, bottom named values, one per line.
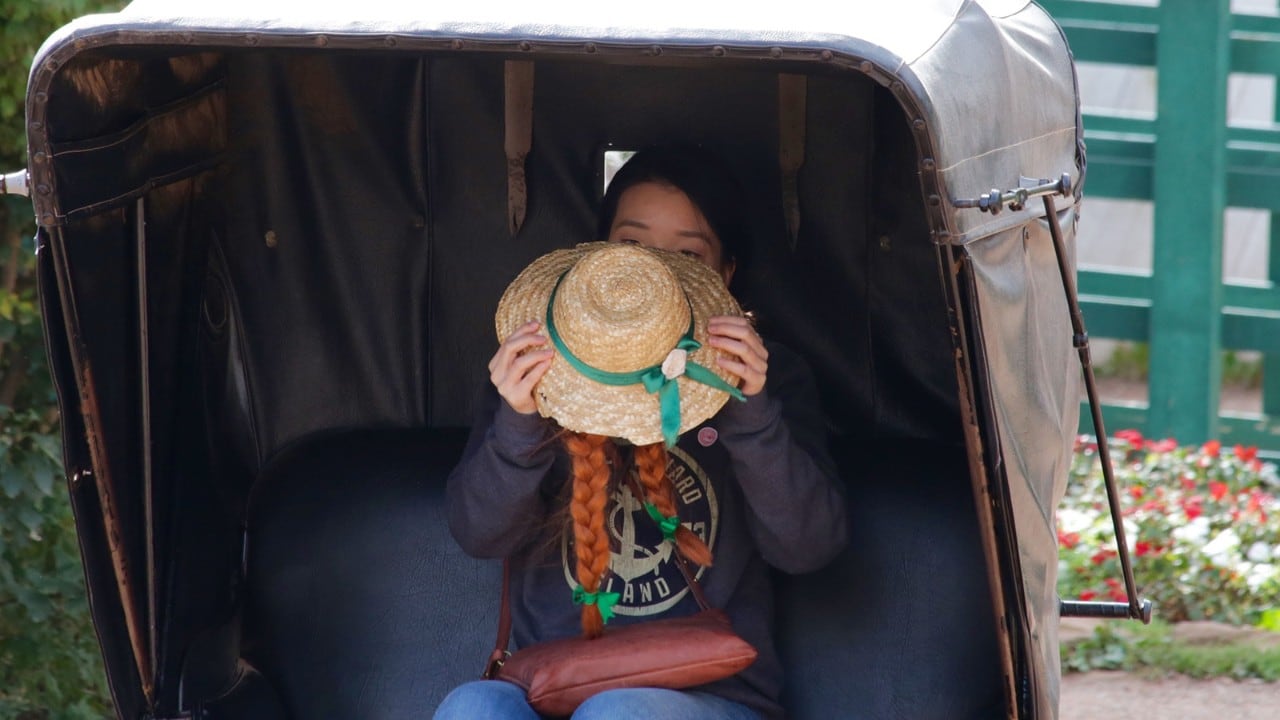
left=242, top=427, right=498, bottom=718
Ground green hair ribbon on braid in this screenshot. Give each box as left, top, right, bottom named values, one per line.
left=644, top=502, right=681, bottom=542
left=572, top=585, right=621, bottom=623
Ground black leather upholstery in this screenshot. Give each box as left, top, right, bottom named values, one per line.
left=193, top=429, right=1000, bottom=718
left=239, top=427, right=498, bottom=718
left=779, top=439, right=1005, bottom=719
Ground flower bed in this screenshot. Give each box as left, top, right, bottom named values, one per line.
left=1058, top=431, right=1280, bottom=626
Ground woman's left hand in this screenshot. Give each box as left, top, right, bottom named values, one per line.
left=706, top=315, right=768, bottom=397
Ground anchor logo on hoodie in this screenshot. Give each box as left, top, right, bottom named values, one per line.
left=561, top=445, right=719, bottom=616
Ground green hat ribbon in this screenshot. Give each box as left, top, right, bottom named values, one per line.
left=545, top=272, right=745, bottom=448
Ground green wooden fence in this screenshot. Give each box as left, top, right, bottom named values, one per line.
left=1039, top=0, right=1280, bottom=451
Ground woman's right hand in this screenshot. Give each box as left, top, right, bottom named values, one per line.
left=489, top=321, right=555, bottom=414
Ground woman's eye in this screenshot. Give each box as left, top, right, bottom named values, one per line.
left=620, top=238, right=641, bottom=246
left=680, top=250, right=702, bottom=259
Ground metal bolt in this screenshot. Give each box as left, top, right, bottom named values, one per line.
left=770, top=47, right=783, bottom=58
left=384, top=36, right=397, bottom=47
left=913, top=118, right=925, bottom=131
left=33, top=151, right=46, bottom=163
left=36, top=184, right=51, bottom=195
left=34, top=92, right=48, bottom=104
left=46, top=59, right=60, bottom=71
left=921, top=157, right=935, bottom=171
left=712, top=46, right=725, bottom=57
left=315, top=35, right=329, bottom=47
left=585, top=42, right=597, bottom=53
left=928, top=194, right=941, bottom=206
left=649, top=45, right=662, bottom=56
left=265, top=230, right=278, bottom=248
left=519, top=41, right=532, bottom=51
left=245, top=34, right=259, bottom=46
left=451, top=39, right=463, bottom=50
left=859, top=60, right=872, bottom=73
left=820, top=50, right=833, bottom=61
left=879, top=235, right=892, bottom=251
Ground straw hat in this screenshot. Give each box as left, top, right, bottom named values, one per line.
left=495, top=242, right=744, bottom=446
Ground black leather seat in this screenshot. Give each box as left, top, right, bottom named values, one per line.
left=779, top=438, right=1005, bottom=719
left=192, top=429, right=1001, bottom=718
left=221, top=427, right=497, bottom=718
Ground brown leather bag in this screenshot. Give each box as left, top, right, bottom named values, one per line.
left=483, top=478, right=758, bottom=716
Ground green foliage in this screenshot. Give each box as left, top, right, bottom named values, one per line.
left=0, top=0, right=128, bottom=717
left=1062, top=620, right=1280, bottom=682
left=1093, top=341, right=1263, bottom=389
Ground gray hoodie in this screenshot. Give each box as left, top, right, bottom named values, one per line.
left=447, top=342, right=849, bottom=719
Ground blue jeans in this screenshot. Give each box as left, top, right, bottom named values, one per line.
left=433, top=680, right=761, bottom=719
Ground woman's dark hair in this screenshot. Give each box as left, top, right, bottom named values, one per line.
left=596, top=145, right=753, bottom=277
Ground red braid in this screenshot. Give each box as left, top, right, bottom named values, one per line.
left=633, top=443, right=713, bottom=567
left=563, top=432, right=612, bottom=638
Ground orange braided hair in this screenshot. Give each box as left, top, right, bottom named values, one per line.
left=563, top=432, right=612, bottom=638
left=633, top=443, right=713, bottom=567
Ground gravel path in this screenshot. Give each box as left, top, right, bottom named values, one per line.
left=1060, top=672, right=1280, bottom=719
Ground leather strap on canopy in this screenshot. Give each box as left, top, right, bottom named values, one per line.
left=778, top=74, right=806, bottom=249
left=505, top=61, right=534, bottom=236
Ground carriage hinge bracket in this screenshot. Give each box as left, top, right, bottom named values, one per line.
left=954, top=174, right=1071, bottom=215
left=1, top=169, right=29, bottom=197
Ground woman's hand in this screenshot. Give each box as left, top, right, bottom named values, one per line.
left=706, top=315, right=768, bottom=396
left=489, top=321, right=554, bottom=414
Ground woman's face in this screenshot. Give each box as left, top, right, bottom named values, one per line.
left=606, top=181, right=735, bottom=286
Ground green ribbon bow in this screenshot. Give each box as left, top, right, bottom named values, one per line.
left=572, top=585, right=621, bottom=623
left=644, top=502, right=681, bottom=542
left=546, top=272, right=746, bottom=448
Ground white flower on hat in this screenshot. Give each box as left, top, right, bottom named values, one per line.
left=661, top=348, right=688, bottom=380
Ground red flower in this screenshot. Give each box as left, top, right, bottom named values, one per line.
left=1104, top=578, right=1121, bottom=588
left=1234, top=444, right=1258, bottom=462
left=1109, top=588, right=1129, bottom=602
left=1079, top=590, right=1097, bottom=601
left=1202, top=440, right=1221, bottom=458
left=1058, top=530, right=1081, bottom=549
left=1181, top=476, right=1197, bottom=491
left=1135, top=541, right=1153, bottom=557
left=1091, top=550, right=1116, bottom=566
left=1208, top=481, right=1229, bottom=502
left=1128, top=486, right=1145, bottom=500
left=1115, top=429, right=1145, bottom=448
left=1181, top=495, right=1203, bottom=520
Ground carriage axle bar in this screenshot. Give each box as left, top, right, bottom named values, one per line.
left=1060, top=598, right=1154, bottom=622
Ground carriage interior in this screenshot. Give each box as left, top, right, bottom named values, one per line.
left=40, top=46, right=1007, bottom=719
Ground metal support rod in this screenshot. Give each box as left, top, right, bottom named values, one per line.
left=954, top=174, right=1072, bottom=215
left=136, top=196, right=158, bottom=688
left=48, top=226, right=156, bottom=699
left=1043, top=194, right=1150, bottom=624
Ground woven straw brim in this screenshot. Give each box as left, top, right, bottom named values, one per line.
left=495, top=242, right=742, bottom=445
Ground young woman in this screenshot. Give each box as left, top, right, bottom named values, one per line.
left=437, top=147, right=848, bottom=720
